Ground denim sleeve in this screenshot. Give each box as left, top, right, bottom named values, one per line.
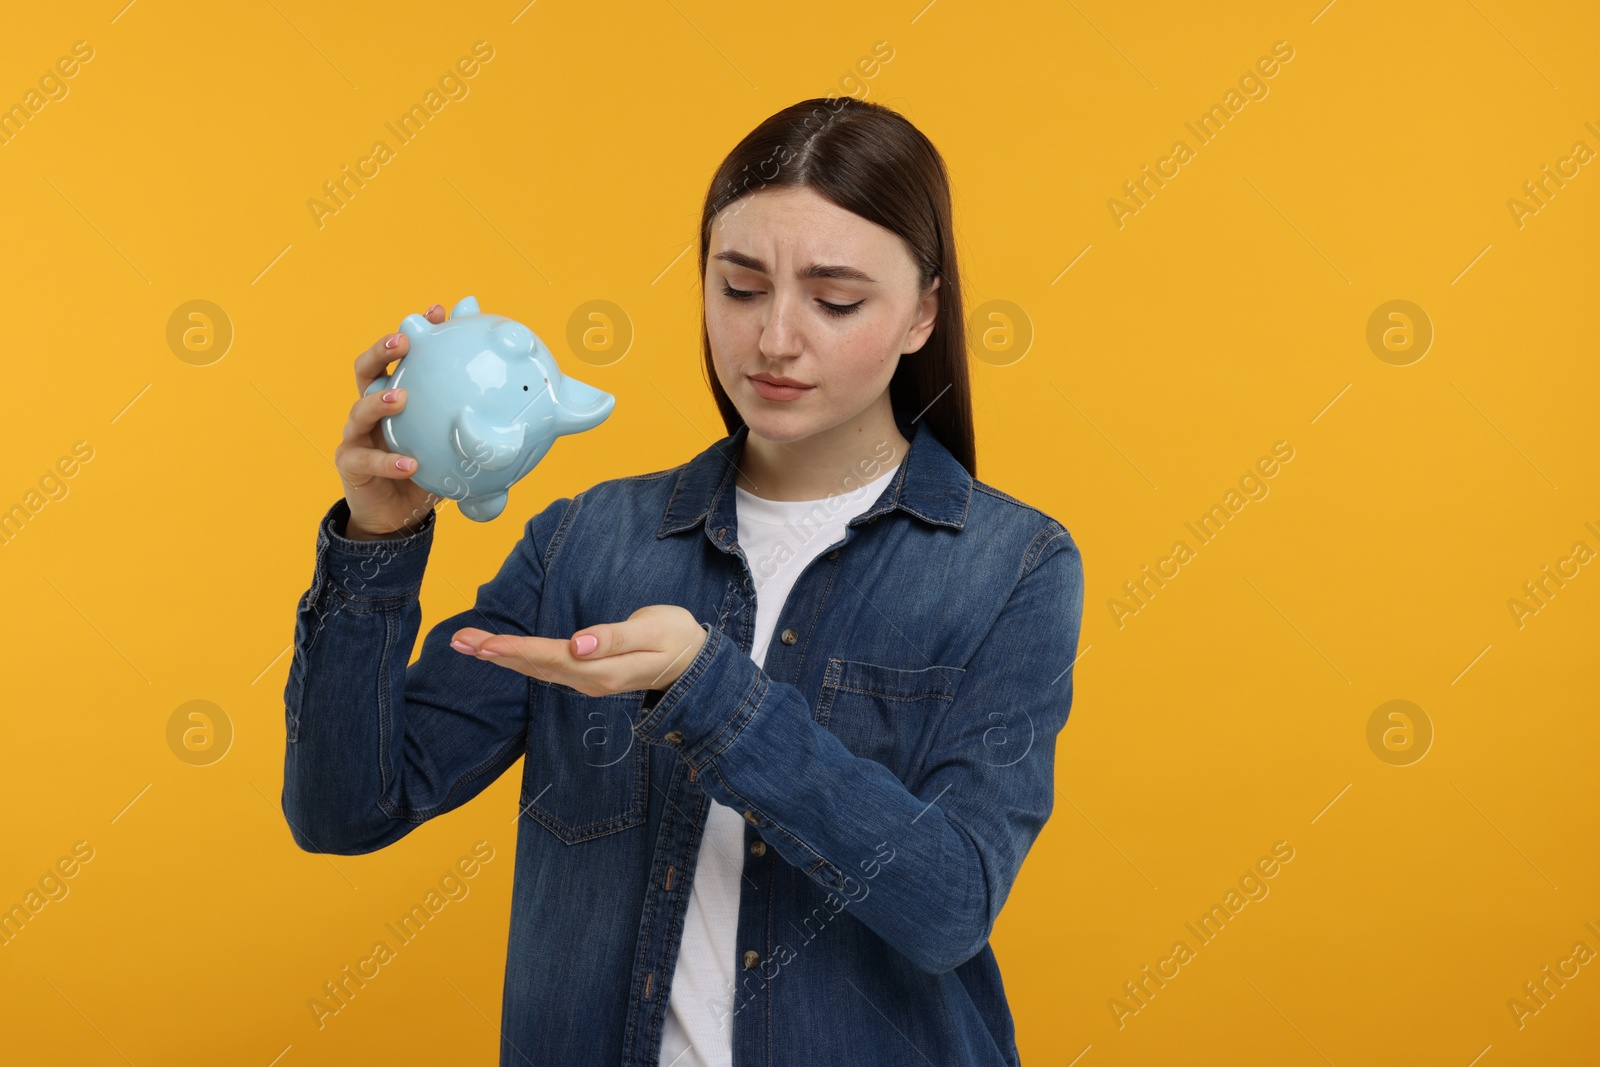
left=634, top=524, right=1085, bottom=974
left=281, top=495, right=572, bottom=855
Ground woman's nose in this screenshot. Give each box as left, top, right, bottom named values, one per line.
left=758, top=290, right=805, bottom=361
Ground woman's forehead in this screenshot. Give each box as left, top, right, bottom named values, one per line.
left=710, top=190, right=909, bottom=275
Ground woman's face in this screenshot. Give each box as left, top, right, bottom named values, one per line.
left=705, top=184, right=939, bottom=444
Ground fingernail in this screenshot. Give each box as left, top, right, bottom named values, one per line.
left=451, top=639, right=473, bottom=653
left=428, top=304, right=444, bottom=315
left=395, top=457, right=413, bottom=470
left=382, top=389, right=398, bottom=402
left=574, top=634, right=598, bottom=655
left=478, top=648, right=499, bottom=657
left=383, top=334, right=400, bottom=349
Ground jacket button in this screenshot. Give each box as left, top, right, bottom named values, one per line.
left=743, top=950, right=760, bottom=969
left=826, top=548, right=840, bottom=560
left=742, top=809, right=759, bottom=825
left=664, top=730, right=683, bottom=745
left=780, top=628, right=798, bottom=645
left=749, top=839, right=766, bottom=857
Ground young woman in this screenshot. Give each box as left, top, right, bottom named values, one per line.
left=283, top=96, right=1085, bottom=1067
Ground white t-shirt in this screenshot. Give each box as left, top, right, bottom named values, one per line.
left=658, top=459, right=902, bottom=1067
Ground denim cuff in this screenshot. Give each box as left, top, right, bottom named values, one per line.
left=634, top=621, right=764, bottom=770
left=316, top=497, right=438, bottom=605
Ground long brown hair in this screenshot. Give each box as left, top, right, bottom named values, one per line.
left=697, top=96, right=977, bottom=478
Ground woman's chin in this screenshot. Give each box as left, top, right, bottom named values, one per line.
left=740, top=408, right=825, bottom=444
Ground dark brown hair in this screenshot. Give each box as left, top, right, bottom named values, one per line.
left=697, top=96, right=976, bottom=477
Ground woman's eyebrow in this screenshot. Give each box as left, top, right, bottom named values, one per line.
left=712, top=249, right=877, bottom=283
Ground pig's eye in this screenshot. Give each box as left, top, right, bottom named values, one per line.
left=523, top=385, right=529, bottom=391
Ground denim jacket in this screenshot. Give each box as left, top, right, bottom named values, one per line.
left=281, top=414, right=1085, bottom=1066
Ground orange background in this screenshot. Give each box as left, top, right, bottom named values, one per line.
left=1, top=1, right=1595, bottom=1064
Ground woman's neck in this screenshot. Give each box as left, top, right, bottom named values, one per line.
left=735, top=410, right=908, bottom=502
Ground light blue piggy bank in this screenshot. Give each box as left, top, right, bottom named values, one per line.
left=364, top=295, right=615, bottom=521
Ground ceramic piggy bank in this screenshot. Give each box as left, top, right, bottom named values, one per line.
left=364, top=295, right=615, bottom=521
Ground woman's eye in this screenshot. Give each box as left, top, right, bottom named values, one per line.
left=721, top=282, right=862, bottom=318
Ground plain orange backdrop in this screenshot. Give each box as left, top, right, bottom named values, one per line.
left=1, top=2, right=1595, bottom=1064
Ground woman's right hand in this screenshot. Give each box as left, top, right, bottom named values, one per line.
left=336, top=302, right=449, bottom=541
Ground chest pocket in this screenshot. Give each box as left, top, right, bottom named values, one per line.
left=814, top=658, right=966, bottom=781
left=519, top=683, right=650, bottom=844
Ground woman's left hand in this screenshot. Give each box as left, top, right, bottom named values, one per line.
left=449, top=604, right=708, bottom=697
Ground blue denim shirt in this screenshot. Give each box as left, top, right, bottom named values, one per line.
left=281, top=414, right=1085, bottom=1066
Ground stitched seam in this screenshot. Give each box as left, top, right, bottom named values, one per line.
left=521, top=735, right=647, bottom=841
left=637, top=623, right=719, bottom=736
left=708, top=457, right=741, bottom=522
left=815, top=660, right=840, bottom=729
left=621, top=772, right=674, bottom=1061
left=764, top=850, right=774, bottom=1065
left=830, top=683, right=959, bottom=701
left=520, top=681, right=646, bottom=841
left=673, top=625, right=719, bottom=697
left=971, top=480, right=1058, bottom=526
left=969, top=482, right=1074, bottom=548
left=522, top=801, right=645, bottom=843
left=828, top=660, right=966, bottom=701
left=883, top=449, right=912, bottom=513
left=331, top=592, right=415, bottom=610
left=938, top=803, right=995, bottom=960
left=706, top=763, right=836, bottom=880
left=659, top=460, right=705, bottom=534
left=693, top=668, right=764, bottom=767
left=611, top=467, right=679, bottom=483
left=323, top=521, right=436, bottom=558
left=375, top=605, right=398, bottom=795
left=307, top=540, right=327, bottom=604
left=541, top=493, right=582, bottom=570
left=793, top=545, right=840, bottom=676
left=939, top=525, right=1074, bottom=768
left=377, top=727, right=528, bottom=823
left=1023, top=526, right=1075, bottom=580
left=971, top=480, right=1033, bottom=509
left=901, top=492, right=971, bottom=529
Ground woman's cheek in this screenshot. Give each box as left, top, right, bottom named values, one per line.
left=859, top=328, right=897, bottom=371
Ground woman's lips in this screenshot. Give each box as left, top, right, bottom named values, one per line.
left=748, top=376, right=814, bottom=402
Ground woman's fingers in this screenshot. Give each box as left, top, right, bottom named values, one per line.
left=452, top=627, right=548, bottom=658
left=336, top=389, right=419, bottom=481
left=355, top=331, right=407, bottom=397
left=344, top=386, right=406, bottom=444
left=450, top=628, right=492, bottom=655
left=338, top=445, right=418, bottom=482
left=451, top=629, right=568, bottom=685
left=449, top=611, right=701, bottom=696
left=334, top=426, right=417, bottom=481
left=354, top=302, right=448, bottom=395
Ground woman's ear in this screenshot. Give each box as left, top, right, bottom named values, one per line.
left=902, top=274, right=940, bottom=355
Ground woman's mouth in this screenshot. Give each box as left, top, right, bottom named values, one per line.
left=748, top=374, right=815, bottom=402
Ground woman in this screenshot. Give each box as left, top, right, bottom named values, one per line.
left=283, top=96, right=1085, bottom=1067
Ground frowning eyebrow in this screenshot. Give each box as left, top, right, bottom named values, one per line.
left=712, top=250, right=877, bottom=284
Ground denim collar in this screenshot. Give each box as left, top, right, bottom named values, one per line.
left=656, top=414, right=972, bottom=541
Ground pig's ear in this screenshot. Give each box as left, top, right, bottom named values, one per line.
left=492, top=320, right=537, bottom=353
left=451, top=295, right=480, bottom=317
left=400, top=312, right=433, bottom=339
left=555, top=377, right=616, bottom=435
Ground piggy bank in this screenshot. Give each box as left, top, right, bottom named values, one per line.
left=364, top=295, right=615, bottom=521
